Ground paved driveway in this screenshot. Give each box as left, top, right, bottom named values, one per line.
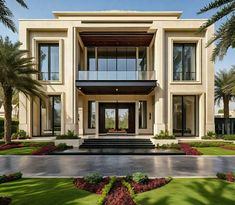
left=0, top=155, right=235, bottom=177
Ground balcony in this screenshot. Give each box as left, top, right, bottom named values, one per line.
left=76, top=70, right=157, bottom=95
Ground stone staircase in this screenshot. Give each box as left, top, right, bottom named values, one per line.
left=79, top=138, right=155, bottom=149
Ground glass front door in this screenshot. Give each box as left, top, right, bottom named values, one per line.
left=99, top=103, right=135, bottom=133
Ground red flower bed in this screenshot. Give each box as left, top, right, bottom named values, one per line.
left=226, top=172, right=235, bottom=182
left=221, top=146, right=235, bottom=151
left=0, top=142, right=24, bottom=151
left=130, top=177, right=171, bottom=193
left=0, top=197, right=11, bottom=205
left=104, top=180, right=135, bottom=205
left=73, top=177, right=110, bottom=194
left=32, top=143, right=57, bottom=155
left=180, top=143, right=202, bottom=155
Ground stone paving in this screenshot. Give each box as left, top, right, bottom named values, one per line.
left=0, top=155, right=235, bottom=177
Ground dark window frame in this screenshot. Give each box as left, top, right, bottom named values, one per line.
left=173, top=43, right=196, bottom=81
left=38, top=43, right=59, bottom=81
left=173, top=95, right=198, bottom=136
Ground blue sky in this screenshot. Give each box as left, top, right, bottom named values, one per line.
left=1, top=0, right=234, bottom=110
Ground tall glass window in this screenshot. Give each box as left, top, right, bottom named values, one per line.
left=173, top=43, right=196, bottom=81
left=138, top=47, right=147, bottom=71
left=39, top=44, right=59, bottom=80
left=87, top=47, right=96, bottom=71
left=88, top=101, right=96, bottom=129
left=139, top=101, right=147, bottom=129
left=173, top=96, right=198, bottom=136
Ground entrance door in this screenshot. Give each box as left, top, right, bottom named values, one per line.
left=99, top=103, right=135, bottom=133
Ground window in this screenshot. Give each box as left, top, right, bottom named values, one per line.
left=88, top=101, right=96, bottom=129
left=139, top=101, right=147, bottom=129
left=173, top=43, right=196, bottom=81
left=87, top=47, right=147, bottom=71
left=39, top=44, right=59, bottom=81
left=173, top=96, right=198, bottom=136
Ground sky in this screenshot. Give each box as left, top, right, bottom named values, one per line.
left=1, top=0, right=234, bottom=110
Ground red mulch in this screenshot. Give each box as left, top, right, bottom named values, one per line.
left=32, top=143, right=57, bottom=155
left=0, top=143, right=24, bottom=151
left=73, top=177, right=110, bottom=194
left=180, top=143, right=202, bottom=155
left=226, top=172, right=235, bottom=182
left=104, top=180, right=135, bottom=205
left=221, top=146, right=235, bottom=151
left=130, top=178, right=171, bottom=193
left=0, top=197, right=11, bottom=205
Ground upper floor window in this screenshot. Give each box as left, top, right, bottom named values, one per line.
left=39, top=43, right=59, bottom=81
left=173, top=43, right=196, bottom=81
left=87, top=47, right=147, bottom=71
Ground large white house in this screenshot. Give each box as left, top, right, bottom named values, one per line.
left=18, top=11, right=215, bottom=138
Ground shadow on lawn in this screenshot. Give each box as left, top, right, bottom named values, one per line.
left=0, top=179, right=99, bottom=205
left=184, top=179, right=235, bottom=205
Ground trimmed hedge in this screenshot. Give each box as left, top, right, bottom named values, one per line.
left=0, top=172, right=22, bottom=184
left=0, top=118, right=19, bottom=138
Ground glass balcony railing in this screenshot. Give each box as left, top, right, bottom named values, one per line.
left=77, top=70, right=155, bottom=81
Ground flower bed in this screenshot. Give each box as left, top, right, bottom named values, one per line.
left=0, top=142, right=24, bottom=151
left=130, top=177, right=171, bottom=193
left=104, top=180, right=135, bottom=205
left=217, top=172, right=235, bottom=182
left=180, top=143, right=202, bottom=155
left=73, top=177, right=110, bottom=194
left=0, top=172, right=22, bottom=184
left=32, top=143, right=57, bottom=155
left=0, top=197, right=11, bottom=205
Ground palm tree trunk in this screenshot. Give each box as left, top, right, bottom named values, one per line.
left=223, top=96, right=230, bottom=118
left=3, top=86, right=13, bottom=144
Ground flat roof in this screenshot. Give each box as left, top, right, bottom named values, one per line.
left=53, top=10, right=182, bottom=18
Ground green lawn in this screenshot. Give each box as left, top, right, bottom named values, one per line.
left=0, top=178, right=99, bottom=205
left=196, top=147, right=235, bottom=155
left=0, top=147, right=39, bottom=155
left=136, top=178, right=235, bottom=205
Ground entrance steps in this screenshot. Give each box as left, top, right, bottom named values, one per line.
left=79, top=138, right=155, bottom=149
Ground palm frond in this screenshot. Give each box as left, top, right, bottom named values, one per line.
left=198, top=0, right=234, bottom=14
left=15, top=0, right=28, bottom=8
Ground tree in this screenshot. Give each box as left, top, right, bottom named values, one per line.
left=0, top=37, right=44, bottom=144
left=215, top=68, right=234, bottom=118
left=0, top=0, right=28, bottom=32
left=198, top=0, right=235, bottom=61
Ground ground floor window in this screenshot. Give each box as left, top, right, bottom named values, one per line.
left=88, top=101, right=96, bottom=129
left=139, top=101, right=147, bottom=129
left=40, top=95, right=61, bottom=136
left=173, top=95, right=198, bottom=136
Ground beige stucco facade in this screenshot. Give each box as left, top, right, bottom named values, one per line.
left=18, top=11, right=215, bottom=138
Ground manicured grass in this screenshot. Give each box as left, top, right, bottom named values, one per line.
left=0, top=147, right=39, bottom=155
left=136, top=178, right=235, bottom=205
left=196, top=147, right=235, bottom=155
left=0, top=178, right=99, bottom=205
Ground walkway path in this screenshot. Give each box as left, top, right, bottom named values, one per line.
left=0, top=155, right=235, bottom=177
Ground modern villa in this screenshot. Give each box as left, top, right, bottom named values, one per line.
left=18, top=11, right=215, bottom=138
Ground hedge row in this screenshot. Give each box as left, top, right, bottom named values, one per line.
left=0, top=118, right=19, bottom=138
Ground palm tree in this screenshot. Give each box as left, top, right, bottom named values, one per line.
left=215, top=68, right=234, bottom=118
left=198, top=0, right=235, bottom=61
left=0, top=37, right=45, bottom=144
left=0, top=0, right=28, bottom=32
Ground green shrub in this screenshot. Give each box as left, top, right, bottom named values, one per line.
left=132, top=172, right=148, bottom=184
left=97, top=176, right=117, bottom=205
left=11, top=130, right=29, bottom=140
left=153, top=130, right=175, bottom=139
left=56, top=143, right=72, bottom=151
left=188, top=141, right=232, bottom=147
left=222, top=135, right=235, bottom=140
left=84, top=173, right=103, bottom=184
left=216, top=172, right=226, bottom=180
left=56, top=130, right=80, bottom=139
left=202, top=131, right=217, bottom=140
left=156, top=143, right=180, bottom=149
left=125, top=174, right=133, bottom=182
left=0, top=172, right=22, bottom=184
